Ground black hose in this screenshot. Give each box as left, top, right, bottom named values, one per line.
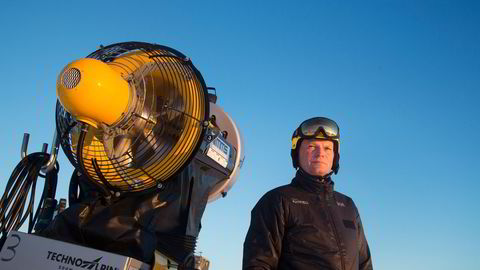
left=0, top=152, right=58, bottom=248
left=76, top=127, right=111, bottom=199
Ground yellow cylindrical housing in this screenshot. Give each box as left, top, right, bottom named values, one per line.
left=56, top=58, right=131, bottom=127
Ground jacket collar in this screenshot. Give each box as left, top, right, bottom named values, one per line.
left=292, top=168, right=334, bottom=194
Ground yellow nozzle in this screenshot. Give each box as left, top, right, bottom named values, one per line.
left=56, top=58, right=131, bottom=128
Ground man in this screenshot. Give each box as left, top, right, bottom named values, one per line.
left=243, top=117, right=373, bottom=269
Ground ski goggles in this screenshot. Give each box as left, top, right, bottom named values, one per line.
left=292, top=117, right=339, bottom=149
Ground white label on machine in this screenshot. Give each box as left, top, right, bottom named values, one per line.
left=206, top=137, right=230, bottom=168
left=0, top=231, right=150, bottom=270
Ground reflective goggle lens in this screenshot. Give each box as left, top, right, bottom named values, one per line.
left=299, top=117, right=339, bottom=138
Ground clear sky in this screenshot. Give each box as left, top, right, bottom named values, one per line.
left=1, top=1, right=479, bottom=269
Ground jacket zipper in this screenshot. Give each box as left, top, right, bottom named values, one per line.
left=325, top=192, right=346, bottom=270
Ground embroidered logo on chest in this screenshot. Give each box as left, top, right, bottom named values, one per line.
left=292, top=198, right=309, bottom=205
left=336, top=201, right=346, bottom=207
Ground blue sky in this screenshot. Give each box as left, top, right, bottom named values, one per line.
left=1, top=1, right=479, bottom=269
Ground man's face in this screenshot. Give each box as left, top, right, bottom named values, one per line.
left=298, top=139, right=334, bottom=177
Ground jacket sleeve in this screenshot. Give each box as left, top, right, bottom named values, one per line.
left=355, top=205, right=373, bottom=270
left=243, top=191, right=287, bottom=269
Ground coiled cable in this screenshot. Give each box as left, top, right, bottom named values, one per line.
left=0, top=152, right=58, bottom=247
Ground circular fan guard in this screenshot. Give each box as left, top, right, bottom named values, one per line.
left=56, top=42, right=209, bottom=193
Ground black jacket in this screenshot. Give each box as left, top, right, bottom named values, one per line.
left=243, top=170, right=373, bottom=270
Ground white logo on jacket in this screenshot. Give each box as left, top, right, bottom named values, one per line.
left=292, top=198, right=309, bottom=205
